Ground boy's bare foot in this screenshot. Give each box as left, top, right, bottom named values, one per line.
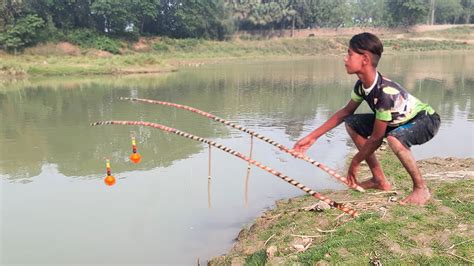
left=399, top=188, right=431, bottom=205
left=359, top=178, right=392, bottom=191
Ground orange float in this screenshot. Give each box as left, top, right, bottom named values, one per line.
left=104, top=159, right=116, bottom=186
left=104, top=175, right=116, bottom=186
left=130, top=136, right=141, bottom=164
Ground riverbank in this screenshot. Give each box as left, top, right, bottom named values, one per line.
left=1, top=25, right=473, bottom=77
left=209, top=148, right=473, bottom=264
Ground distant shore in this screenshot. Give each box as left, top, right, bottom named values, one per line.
left=1, top=24, right=473, bottom=77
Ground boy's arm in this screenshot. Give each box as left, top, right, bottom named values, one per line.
left=346, top=118, right=388, bottom=185
left=293, top=100, right=361, bottom=154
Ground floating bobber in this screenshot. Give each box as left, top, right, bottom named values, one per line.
left=129, top=135, right=141, bottom=164
left=104, top=159, right=116, bottom=186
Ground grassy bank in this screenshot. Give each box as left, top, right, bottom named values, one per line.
left=1, top=26, right=473, bottom=77
left=210, top=148, right=473, bottom=264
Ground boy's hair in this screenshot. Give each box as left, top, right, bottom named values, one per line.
left=350, top=32, right=383, bottom=67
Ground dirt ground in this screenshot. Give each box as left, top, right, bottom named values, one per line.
left=418, top=157, right=473, bottom=179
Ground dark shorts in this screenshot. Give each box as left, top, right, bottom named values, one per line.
left=344, top=111, right=441, bottom=148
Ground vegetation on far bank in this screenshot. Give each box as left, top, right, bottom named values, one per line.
left=210, top=148, right=474, bottom=265
left=2, top=0, right=472, bottom=53
left=1, top=25, right=474, bottom=77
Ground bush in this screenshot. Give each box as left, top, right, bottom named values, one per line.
left=36, top=16, right=65, bottom=43
left=152, top=42, right=170, bottom=52
left=66, top=29, right=121, bottom=54
left=93, top=36, right=121, bottom=54
left=66, top=28, right=99, bottom=47
left=156, top=37, right=203, bottom=52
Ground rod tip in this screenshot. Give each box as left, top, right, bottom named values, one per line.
left=120, top=97, right=137, bottom=101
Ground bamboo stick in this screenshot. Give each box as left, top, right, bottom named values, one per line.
left=120, top=97, right=364, bottom=192
left=91, top=120, right=358, bottom=217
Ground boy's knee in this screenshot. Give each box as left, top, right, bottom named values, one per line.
left=387, top=136, right=406, bottom=154
left=344, top=115, right=355, bottom=125
left=344, top=116, right=357, bottom=133
left=343, top=114, right=374, bottom=138
left=344, top=121, right=353, bottom=132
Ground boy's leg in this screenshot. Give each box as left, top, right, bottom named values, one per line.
left=387, top=136, right=430, bottom=205
left=345, top=123, right=391, bottom=190
left=386, top=112, right=440, bottom=205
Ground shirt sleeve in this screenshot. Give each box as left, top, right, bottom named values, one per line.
left=351, top=83, right=363, bottom=103
left=375, top=86, right=398, bottom=121
left=375, top=109, right=392, bottom=121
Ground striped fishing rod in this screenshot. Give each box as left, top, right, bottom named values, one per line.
left=91, top=120, right=358, bottom=217
left=120, top=97, right=364, bottom=192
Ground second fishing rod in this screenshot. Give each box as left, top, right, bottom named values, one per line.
left=120, top=97, right=365, bottom=192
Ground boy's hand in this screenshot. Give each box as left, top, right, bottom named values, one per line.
left=293, top=136, right=317, bottom=154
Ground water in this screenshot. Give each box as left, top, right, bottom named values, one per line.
left=1, top=53, right=473, bottom=264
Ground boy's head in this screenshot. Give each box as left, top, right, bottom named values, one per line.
left=349, top=32, right=383, bottom=67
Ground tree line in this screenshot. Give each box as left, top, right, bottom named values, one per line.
left=1, top=0, right=472, bottom=52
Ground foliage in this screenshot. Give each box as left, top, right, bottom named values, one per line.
left=90, top=0, right=133, bottom=34
left=26, top=0, right=94, bottom=30
left=1, top=0, right=474, bottom=53
left=65, top=28, right=121, bottom=54
left=460, top=0, right=473, bottom=23
left=155, top=0, right=234, bottom=40
left=386, top=0, right=430, bottom=26
left=240, top=0, right=295, bottom=29
left=435, top=0, right=464, bottom=24
left=244, top=249, right=267, bottom=265
left=0, top=14, right=45, bottom=52
left=351, top=0, right=387, bottom=26
left=309, top=0, right=352, bottom=28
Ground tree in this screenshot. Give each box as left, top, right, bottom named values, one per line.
left=435, top=0, right=463, bottom=24
left=157, top=0, right=234, bottom=40
left=290, top=0, right=313, bottom=29
left=25, top=0, right=94, bottom=30
left=460, top=0, right=473, bottom=23
left=91, top=0, right=135, bottom=34
left=1, top=0, right=27, bottom=31
left=351, top=0, right=387, bottom=26
left=427, top=0, right=435, bottom=24
left=307, top=0, right=351, bottom=28
left=386, top=0, right=430, bottom=26
left=0, top=14, right=45, bottom=52
left=130, top=0, right=161, bottom=34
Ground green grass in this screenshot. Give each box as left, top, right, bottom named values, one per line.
left=244, top=250, right=267, bottom=266
left=291, top=192, right=472, bottom=264
left=407, top=25, right=474, bottom=40
left=27, top=65, right=115, bottom=75
left=384, top=39, right=473, bottom=52
left=210, top=150, right=473, bottom=265
left=435, top=180, right=474, bottom=220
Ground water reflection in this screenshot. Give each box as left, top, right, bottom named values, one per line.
left=1, top=53, right=473, bottom=264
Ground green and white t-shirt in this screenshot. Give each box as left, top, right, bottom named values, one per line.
left=351, top=72, right=435, bottom=127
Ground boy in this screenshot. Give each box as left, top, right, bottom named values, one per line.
left=293, top=33, right=440, bottom=205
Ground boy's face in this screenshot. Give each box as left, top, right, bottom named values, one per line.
left=344, top=48, right=369, bottom=74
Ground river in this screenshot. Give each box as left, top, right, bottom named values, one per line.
left=1, top=52, right=473, bottom=264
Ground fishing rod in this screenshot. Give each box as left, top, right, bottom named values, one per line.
left=91, top=120, right=358, bottom=217
left=120, top=97, right=364, bottom=192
